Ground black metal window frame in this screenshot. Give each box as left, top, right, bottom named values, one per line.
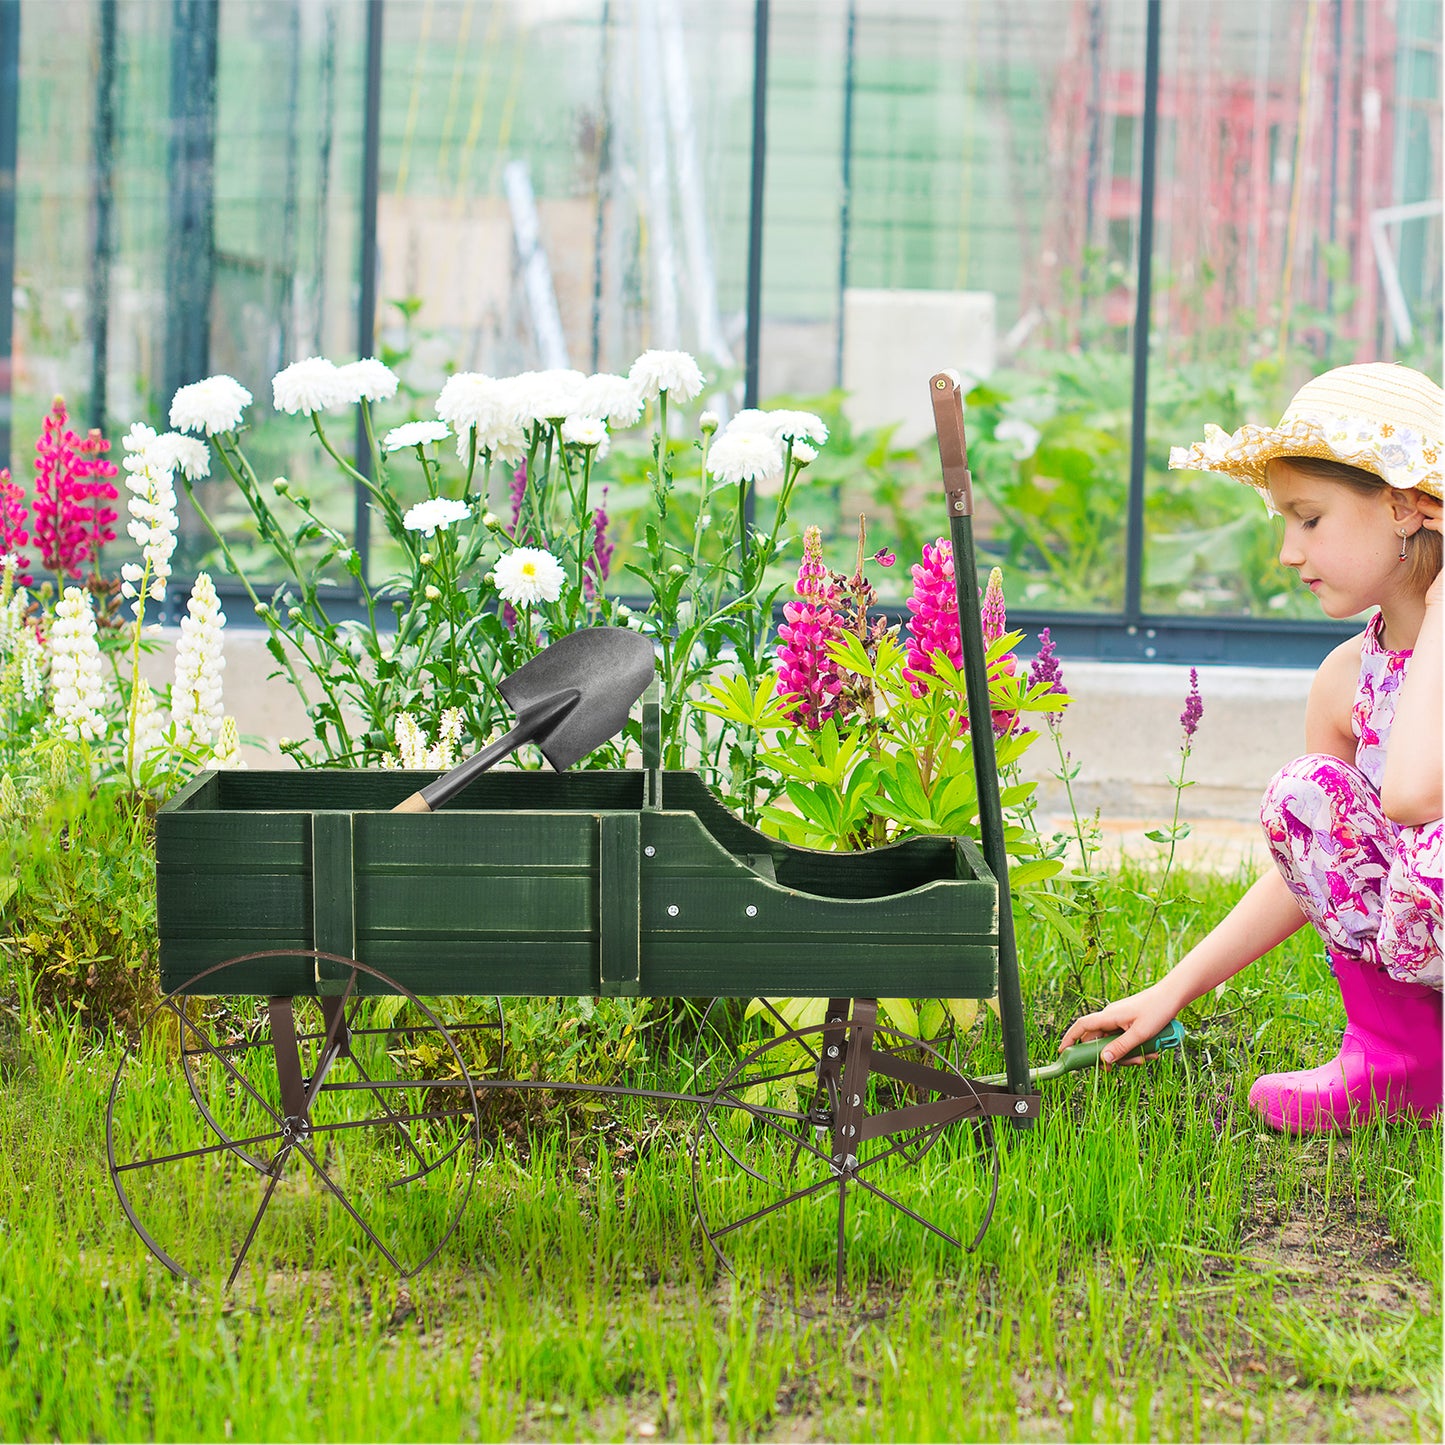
left=0, top=0, right=1360, bottom=668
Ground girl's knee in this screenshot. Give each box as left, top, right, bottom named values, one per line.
left=1259, top=754, right=1372, bottom=833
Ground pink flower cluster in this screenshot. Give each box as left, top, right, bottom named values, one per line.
left=0, top=469, right=32, bottom=584
left=29, top=397, right=119, bottom=581
left=776, top=525, right=846, bottom=729
left=904, top=542, right=1018, bottom=736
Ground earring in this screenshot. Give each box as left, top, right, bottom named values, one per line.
left=1398, top=528, right=1410, bottom=561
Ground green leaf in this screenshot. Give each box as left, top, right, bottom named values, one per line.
left=879, top=998, right=919, bottom=1037
left=944, top=997, right=980, bottom=1033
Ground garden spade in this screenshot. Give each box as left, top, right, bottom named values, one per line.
left=971, top=1020, right=1186, bottom=1088
left=392, top=626, right=656, bottom=814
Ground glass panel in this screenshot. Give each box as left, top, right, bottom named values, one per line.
left=758, top=0, right=1149, bottom=614
left=1145, top=0, right=1443, bottom=619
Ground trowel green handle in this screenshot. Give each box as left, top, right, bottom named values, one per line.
left=975, top=1020, right=1185, bottom=1088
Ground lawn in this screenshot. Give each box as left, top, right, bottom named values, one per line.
left=0, top=862, right=1440, bottom=1443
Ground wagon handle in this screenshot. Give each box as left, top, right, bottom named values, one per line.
left=928, top=370, right=1032, bottom=1107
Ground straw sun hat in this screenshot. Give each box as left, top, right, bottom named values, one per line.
left=1169, top=362, right=1443, bottom=501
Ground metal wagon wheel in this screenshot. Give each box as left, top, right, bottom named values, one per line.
left=690, top=1000, right=999, bottom=1303
left=686, top=997, right=970, bottom=1188
left=107, top=951, right=485, bottom=1289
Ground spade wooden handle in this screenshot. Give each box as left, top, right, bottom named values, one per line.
left=392, top=791, right=432, bottom=814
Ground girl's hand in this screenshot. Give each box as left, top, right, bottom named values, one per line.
left=1058, top=983, right=1180, bottom=1067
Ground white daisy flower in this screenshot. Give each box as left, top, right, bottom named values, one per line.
left=272, top=357, right=350, bottom=415
left=402, top=497, right=470, bottom=536
left=337, top=357, right=400, bottom=403
left=169, top=374, right=253, bottom=436
left=383, top=420, right=451, bottom=452
left=705, top=429, right=784, bottom=486
left=628, top=349, right=706, bottom=403
left=493, top=546, right=566, bottom=608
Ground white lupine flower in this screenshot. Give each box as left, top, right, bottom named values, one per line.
left=403, top=498, right=470, bottom=536
left=14, top=624, right=44, bottom=702
left=169, top=374, right=252, bottom=436
left=383, top=420, right=451, bottom=452
left=211, top=715, right=246, bottom=769
left=127, top=684, right=168, bottom=781
left=171, top=571, right=227, bottom=751
left=48, top=587, right=108, bottom=742
left=336, top=357, right=399, bottom=403
left=705, top=428, right=784, bottom=486
left=120, top=425, right=180, bottom=612
left=577, top=373, right=644, bottom=428
left=493, top=546, right=566, bottom=607
left=391, top=712, right=428, bottom=769
left=628, top=350, right=705, bottom=403
left=273, top=357, right=350, bottom=414
left=562, top=416, right=607, bottom=449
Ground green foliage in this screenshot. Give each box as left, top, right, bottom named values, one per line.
left=0, top=757, right=158, bottom=1031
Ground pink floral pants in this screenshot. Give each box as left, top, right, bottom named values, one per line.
left=1261, top=755, right=1443, bottom=989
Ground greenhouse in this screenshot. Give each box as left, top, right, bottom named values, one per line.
left=1, top=4, right=1443, bottom=1443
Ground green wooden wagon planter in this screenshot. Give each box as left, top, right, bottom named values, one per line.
left=106, top=375, right=1176, bottom=1298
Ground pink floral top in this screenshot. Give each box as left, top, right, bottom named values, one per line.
left=1352, top=611, right=1411, bottom=796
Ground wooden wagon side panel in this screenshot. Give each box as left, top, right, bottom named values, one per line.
left=636, top=812, right=999, bottom=999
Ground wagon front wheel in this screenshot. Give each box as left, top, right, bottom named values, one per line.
left=106, top=952, right=483, bottom=1289
left=689, top=1000, right=999, bottom=1304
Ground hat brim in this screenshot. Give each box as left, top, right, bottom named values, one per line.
left=1169, top=411, right=1443, bottom=501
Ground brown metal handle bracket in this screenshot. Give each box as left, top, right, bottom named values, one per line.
left=929, top=371, right=973, bottom=519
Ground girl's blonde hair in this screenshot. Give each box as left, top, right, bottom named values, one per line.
left=1277, top=455, right=1442, bottom=593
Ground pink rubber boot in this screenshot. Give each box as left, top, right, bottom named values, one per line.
left=1248, top=953, right=1443, bottom=1134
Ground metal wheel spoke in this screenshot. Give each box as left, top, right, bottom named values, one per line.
left=853, top=1175, right=962, bottom=1249
left=710, top=1172, right=838, bottom=1242
left=224, top=1148, right=291, bottom=1291
left=167, top=996, right=286, bottom=1130
left=112, top=1126, right=288, bottom=1174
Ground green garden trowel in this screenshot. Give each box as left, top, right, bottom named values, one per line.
left=973, top=1019, right=1186, bottom=1089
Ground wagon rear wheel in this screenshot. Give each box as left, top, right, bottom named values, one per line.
left=689, top=1001, right=999, bottom=1304
left=106, top=952, right=485, bottom=1289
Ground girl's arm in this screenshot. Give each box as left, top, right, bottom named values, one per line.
left=1381, top=566, right=1443, bottom=826
left=1058, top=869, right=1307, bottom=1063
left=1058, top=638, right=1361, bottom=1064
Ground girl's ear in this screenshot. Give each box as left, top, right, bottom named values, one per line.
left=1387, top=487, right=1435, bottom=527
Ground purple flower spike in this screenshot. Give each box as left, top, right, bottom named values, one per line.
left=1180, top=667, right=1204, bottom=743
left=1028, top=626, right=1067, bottom=726
left=508, top=460, right=528, bottom=539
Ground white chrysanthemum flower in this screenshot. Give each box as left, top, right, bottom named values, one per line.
left=512, top=369, right=587, bottom=428
left=171, top=571, right=227, bottom=751
left=705, top=429, right=784, bottom=486
left=403, top=497, right=470, bottom=536
left=791, top=442, right=818, bottom=466
left=437, top=373, right=530, bottom=460
left=994, top=418, right=1041, bottom=461
left=120, top=425, right=180, bottom=612
left=562, top=415, right=608, bottom=449
left=146, top=432, right=211, bottom=481
left=211, top=715, right=245, bottom=769
left=48, top=587, right=108, bottom=742
left=169, top=374, right=252, bottom=436
left=336, top=357, right=399, bottom=403
left=383, top=420, right=451, bottom=452
left=628, top=350, right=705, bottom=403
left=273, top=357, right=350, bottom=415
left=700, top=410, right=720, bottom=433
left=727, top=407, right=828, bottom=445
left=493, top=546, right=566, bottom=608
left=577, top=373, right=644, bottom=427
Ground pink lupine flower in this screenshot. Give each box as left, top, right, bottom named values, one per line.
left=903, top=538, right=961, bottom=697
left=0, top=469, right=33, bottom=585
left=905, top=540, right=1018, bottom=736
left=981, top=566, right=1007, bottom=644
left=872, top=548, right=895, bottom=567
left=775, top=524, right=846, bottom=729
left=30, top=397, right=118, bottom=580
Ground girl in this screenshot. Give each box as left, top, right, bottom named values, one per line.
left=1060, top=362, right=1443, bottom=1134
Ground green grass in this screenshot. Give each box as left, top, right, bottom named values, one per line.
left=0, top=862, right=1440, bottom=1442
